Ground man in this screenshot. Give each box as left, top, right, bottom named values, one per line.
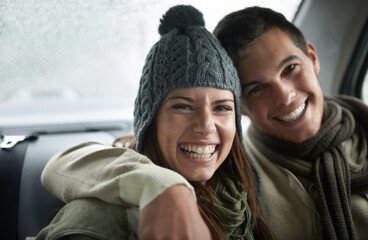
left=42, top=7, right=368, bottom=240
left=213, top=7, right=368, bottom=240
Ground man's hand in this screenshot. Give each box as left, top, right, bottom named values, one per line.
left=138, top=184, right=211, bottom=240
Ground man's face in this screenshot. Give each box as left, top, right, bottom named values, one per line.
left=238, top=28, right=324, bottom=143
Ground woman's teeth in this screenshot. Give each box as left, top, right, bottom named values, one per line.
left=180, top=144, right=216, bottom=159
left=278, top=102, right=306, bottom=122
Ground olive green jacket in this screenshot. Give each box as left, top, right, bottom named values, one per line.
left=27, top=198, right=138, bottom=240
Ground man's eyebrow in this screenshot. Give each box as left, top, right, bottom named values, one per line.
left=277, top=55, right=300, bottom=71
left=241, top=55, right=301, bottom=91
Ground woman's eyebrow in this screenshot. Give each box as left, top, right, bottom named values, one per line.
left=166, top=96, right=234, bottom=103
left=166, top=96, right=194, bottom=102
left=277, top=55, right=300, bottom=71
left=214, top=99, right=234, bottom=104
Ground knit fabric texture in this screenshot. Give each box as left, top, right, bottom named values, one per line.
left=133, top=5, right=243, bottom=153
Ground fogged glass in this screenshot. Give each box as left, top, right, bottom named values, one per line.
left=0, top=0, right=302, bottom=127
left=362, top=70, right=368, bottom=104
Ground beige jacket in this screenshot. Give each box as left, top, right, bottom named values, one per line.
left=243, top=130, right=368, bottom=240
left=41, top=141, right=195, bottom=210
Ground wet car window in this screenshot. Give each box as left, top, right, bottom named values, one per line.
left=363, top=71, right=368, bottom=103
left=0, top=0, right=302, bottom=129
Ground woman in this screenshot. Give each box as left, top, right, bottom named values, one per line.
left=28, top=5, right=272, bottom=240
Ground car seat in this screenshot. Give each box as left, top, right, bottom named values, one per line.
left=0, top=129, right=126, bottom=240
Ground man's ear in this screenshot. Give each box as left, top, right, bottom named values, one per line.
left=306, top=41, right=320, bottom=75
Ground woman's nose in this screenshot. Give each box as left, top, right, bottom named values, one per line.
left=192, top=110, right=216, bottom=135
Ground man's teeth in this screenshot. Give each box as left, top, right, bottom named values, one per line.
left=278, top=103, right=306, bottom=122
left=180, top=144, right=216, bottom=159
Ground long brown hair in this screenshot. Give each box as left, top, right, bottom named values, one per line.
left=114, top=121, right=273, bottom=239
left=226, top=131, right=273, bottom=240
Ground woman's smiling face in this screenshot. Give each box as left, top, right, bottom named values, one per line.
left=155, top=87, right=236, bottom=183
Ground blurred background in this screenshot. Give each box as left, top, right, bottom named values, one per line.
left=0, top=0, right=302, bottom=130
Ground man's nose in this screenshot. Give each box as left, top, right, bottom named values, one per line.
left=192, top=110, right=216, bottom=135
left=272, top=80, right=296, bottom=106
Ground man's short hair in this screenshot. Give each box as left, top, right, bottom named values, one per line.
left=213, top=6, right=308, bottom=67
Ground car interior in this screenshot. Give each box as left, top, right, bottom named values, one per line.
left=1, top=0, right=367, bottom=239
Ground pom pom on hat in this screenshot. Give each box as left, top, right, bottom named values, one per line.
left=158, top=5, right=205, bottom=35
left=135, top=4, right=242, bottom=154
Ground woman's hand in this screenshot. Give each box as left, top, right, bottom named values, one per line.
left=138, top=184, right=211, bottom=240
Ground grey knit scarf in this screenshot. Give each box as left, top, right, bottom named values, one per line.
left=248, top=95, right=368, bottom=240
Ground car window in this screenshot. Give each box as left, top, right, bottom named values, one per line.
left=359, top=25, right=368, bottom=103
left=0, top=0, right=302, bottom=130
left=363, top=71, right=368, bottom=103
left=338, top=17, right=368, bottom=104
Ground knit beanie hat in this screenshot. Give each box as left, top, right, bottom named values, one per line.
left=133, top=5, right=243, bottom=154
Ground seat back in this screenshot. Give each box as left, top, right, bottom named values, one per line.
left=1, top=131, right=117, bottom=240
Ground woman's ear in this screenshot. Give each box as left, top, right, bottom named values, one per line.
left=306, top=41, right=320, bottom=75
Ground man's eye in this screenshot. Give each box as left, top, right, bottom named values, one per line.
left=248, top=85, right=264, bottom=96
left=282, top=64, right=296, bottom=76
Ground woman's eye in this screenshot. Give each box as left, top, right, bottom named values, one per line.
left=282, top=64, right=296, bottom=76
left=172, top=104, right=192, bottom=110
left=214, top=105, right=232, bottom=112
